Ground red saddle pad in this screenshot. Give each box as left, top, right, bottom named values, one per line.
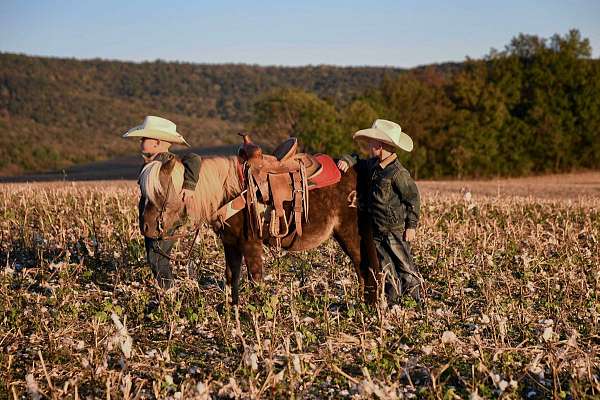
left=309, top=154, right=341, bottom=190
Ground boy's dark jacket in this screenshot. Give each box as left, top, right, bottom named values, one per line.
left=341, top=153, right=420, bottom=234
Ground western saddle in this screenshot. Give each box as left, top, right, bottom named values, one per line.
left=213, top=133, right=341, bottom=246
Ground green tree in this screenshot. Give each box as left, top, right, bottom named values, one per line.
left=252, top=88, right=352, bottom=155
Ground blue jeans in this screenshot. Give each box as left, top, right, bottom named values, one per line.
left=373, top=231, right=421, bottom=304
left=144, top=238, right=174, bottom=289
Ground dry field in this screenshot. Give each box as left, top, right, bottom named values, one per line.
left=1, top=174, right=599, bottom=399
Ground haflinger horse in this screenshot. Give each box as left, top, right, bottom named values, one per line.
left=138, top=146, right=379, bottom=305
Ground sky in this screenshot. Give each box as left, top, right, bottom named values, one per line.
left=1, top=0, right=599, bottom=68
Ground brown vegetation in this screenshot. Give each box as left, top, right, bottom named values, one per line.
left=1, top=174, right=598, bottom=398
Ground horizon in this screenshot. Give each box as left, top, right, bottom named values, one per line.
left=1, top=1, right=599, bottom=68
left=0, top=50, right=456, bottom=69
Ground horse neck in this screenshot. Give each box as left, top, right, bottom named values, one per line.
left=190, top=156, right=242, bottom=222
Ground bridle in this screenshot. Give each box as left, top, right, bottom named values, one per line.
left=149, top=172, right=202, bottom=264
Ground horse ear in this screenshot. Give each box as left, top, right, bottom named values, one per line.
left=160, top=157, right=177, bottom=175
left=160, top=157, right=185, bottom=197
left=156, top=158, right=176, bottom=193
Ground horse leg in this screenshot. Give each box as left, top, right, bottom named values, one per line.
left=333, top=215, right=379, bottom=305
left=333, top=229, right=362, bottom=281
left=242, top=239, right=264, bottom=283
left=224, top=243, right=243, bottom=305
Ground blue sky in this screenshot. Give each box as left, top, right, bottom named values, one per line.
left=1, top=0, right=598, bottom=67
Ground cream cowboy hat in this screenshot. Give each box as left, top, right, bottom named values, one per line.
left=353, top=119, right=413, bottom=152
left=122, top=116, right=191, bottom=147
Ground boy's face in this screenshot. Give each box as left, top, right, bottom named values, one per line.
left=140, top=138, right=171, bottom=154
left=367, top=140, right=383, bottom=159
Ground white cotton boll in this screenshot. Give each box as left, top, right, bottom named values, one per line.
left=441, top=330, right=458, bottom=345
left=293, top=355, right=302, bottom=374
left=498, top=380, right=509, bottom=392
left=250, top=353, right=258, bottom=371
left=111, top=313, right=133, bottom=358
left=542, top=326, right=554, bottom=342
left=26, top=374, right=42, bottom=400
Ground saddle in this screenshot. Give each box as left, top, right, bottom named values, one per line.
left=214, top=133, right=341, bottom=246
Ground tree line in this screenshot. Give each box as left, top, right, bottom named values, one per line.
left=253, top=30, right=600, bottom=178
left=1, top=30, right=598, bottom=178
left=0, top=53, right=401, bottom=175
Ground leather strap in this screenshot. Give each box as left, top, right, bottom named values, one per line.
left=268, top=173, right=292, bottom=218
left=292, top=170, right=303, bottom=236
left=213, top=191, right=247, bottom=228
left=300, top=161, right=309, bottom=223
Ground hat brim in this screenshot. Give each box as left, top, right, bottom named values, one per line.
left=123, top=127, right=191, bottom=147
left=353, top=128, right=413, bottom=152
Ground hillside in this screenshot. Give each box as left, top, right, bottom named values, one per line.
left=0, top=53, right=405, bottom=175
left=2, top=30, right=599, bottom=179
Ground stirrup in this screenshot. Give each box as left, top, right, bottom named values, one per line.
left=270, top=209, right=289, bottom=238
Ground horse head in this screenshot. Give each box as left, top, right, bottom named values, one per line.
left=138, top=157, right=186, bottom=239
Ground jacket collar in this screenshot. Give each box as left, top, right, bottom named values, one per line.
left=142, top=151, right=174, bottom=164
left=378, top=153, right=397, bottom=169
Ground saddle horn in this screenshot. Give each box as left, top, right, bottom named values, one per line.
left=238, top=131, right=263, bottom=162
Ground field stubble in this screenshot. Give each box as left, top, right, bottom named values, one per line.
left=0, top=177, right=599, bottom=399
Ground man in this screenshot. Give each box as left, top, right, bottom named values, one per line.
left=123, top=116, right=200, bottom=288
left=337, top=119, right=422, bottom=306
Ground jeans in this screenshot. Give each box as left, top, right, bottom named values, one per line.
left=144, top=237, right=175, bottom=289
left=373, top=231, right=421, bottom=304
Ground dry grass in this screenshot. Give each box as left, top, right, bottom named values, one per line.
left=1, top=175, right=599, bottom=399
left=419, top=171, right=600, bottom=200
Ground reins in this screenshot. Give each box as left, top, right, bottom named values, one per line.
left=151, top=227, right=202, bottom=264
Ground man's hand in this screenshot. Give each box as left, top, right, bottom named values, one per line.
left=404, top=228, right=416, bottom=242
left=337, top=160, right=350, bottom=173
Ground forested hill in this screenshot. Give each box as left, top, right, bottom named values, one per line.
left=1, top=29, right=599, bottom=178
left=0, top=54, right=407, bottom=175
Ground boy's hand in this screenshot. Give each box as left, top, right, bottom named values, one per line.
left=404, top=228, right=416, bottom=242
left=182, top=189, right=196, bottom=215
left=182, top=189, right=194, bottom=202
left=337, top=160, right=350, bottom=173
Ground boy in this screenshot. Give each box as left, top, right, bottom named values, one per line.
left=337, top=119, right=422, bottom=306
left=123, top=116, right=201, bottom=288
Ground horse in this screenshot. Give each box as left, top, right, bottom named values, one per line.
left=138, top=154, right=379, bottom=305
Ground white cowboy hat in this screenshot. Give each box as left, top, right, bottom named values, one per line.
left=122, top=116, right=191, bottom=147
left=353, top=119, right=413, bottom=152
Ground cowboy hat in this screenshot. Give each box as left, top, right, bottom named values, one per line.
left=353, top=119, right=413, bottom=152
left=122, top=116, right=191, bottom=147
